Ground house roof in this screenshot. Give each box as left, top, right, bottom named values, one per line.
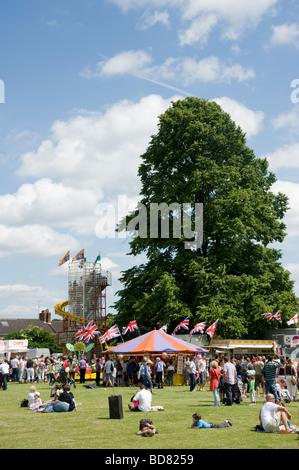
left=0, top=318, right=64, bottom=337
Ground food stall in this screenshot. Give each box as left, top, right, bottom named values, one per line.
left=209, top=339, right=275, bottom=359
left=0, top=339, right=28, bottom=361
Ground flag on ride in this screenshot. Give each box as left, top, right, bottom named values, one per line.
left=122, top=319, right=138, bottom=335
left=100, top=324, right=121, bottom=344
left=171, top=317, right=190, bottom=335
left=273, top=311, right=282, bottom=322
left=158, top=324, right=167, bottom=333
left=205, top=319, right=219, bottom=339
left=190, top=322, right=206, bottom=336
left=59, top=250, right=70, bottom=266
left=287, top=313, right=298, bottom=326
left=83, top=321, right=101, bottom=343
left=72, top=249, right=84, bottom=262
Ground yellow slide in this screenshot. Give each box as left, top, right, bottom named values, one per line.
left=54, top=300, right=107, bottom=331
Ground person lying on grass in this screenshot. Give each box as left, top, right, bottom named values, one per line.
left=191, top=413, right=232, bottom=429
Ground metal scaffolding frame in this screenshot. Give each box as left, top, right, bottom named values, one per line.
left=68, top=260, right=111, bottom=326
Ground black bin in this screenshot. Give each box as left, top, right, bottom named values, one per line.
left=108, top=395, right=123, bottom=419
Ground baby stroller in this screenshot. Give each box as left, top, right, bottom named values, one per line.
left=59, top=369, right=76, bottom=388
left=276, top=379, right=291, bottom=403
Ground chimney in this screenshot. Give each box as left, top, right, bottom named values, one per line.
left=39, top=309, right=51, bottom=323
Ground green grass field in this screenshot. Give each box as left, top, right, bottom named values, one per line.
left=1, top=382, right=299, bottom=449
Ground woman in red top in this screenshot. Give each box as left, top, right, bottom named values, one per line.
left=209, top=360, right=222, bottom=406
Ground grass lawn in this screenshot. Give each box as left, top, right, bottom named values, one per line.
left=1, top=382, right=299, bottom=450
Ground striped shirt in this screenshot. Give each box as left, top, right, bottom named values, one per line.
left=262, top=360, right=281, bottom=381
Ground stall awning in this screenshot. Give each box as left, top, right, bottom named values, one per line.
left=210, top=339, right=274, bottom=350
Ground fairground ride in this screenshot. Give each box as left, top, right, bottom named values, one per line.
left=55, top=258, right=111, bottom=355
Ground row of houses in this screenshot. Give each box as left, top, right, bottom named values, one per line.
left=0, top=309, right=64, bottom=339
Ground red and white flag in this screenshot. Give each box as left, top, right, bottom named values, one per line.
left=287, top=314, right=298, bottom=326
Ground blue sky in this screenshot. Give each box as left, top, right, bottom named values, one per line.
left=1, top=0, right=299, bottom=320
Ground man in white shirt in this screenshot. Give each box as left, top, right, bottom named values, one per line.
left=0, top=360, right=10, bottom=390
left=198, top=355, right=207, bottom=391
left=259, top=393, right=292, bottom=433
left=223, top=356, right=237, bottom=406
left=128, top=385, right=152, bottom=412
left=11, top=356, right=20, bottom=382
left=189, top=357, right=197, bottom=392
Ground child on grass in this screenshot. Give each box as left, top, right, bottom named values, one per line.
left=248, top=371, right=256, bottom=405
left=191, top=413, right=232, bottom=429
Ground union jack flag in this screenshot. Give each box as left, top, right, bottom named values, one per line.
left=273, top=311, right=282, bottom=322
left=171, top=317, right=190, bottom=336
left=100, top=324, right=121, bottom=344
left=83, top=321, right=101, bottom=343
left=122, top=320, right=138, bottom=335
left=190, top=322, right=206, bottom=336
left=205, top=319, right=219, bottom=339
left=158, top=324, right=167, bottom=333
left=262, top=312, right=274, bottom=320
left=75, top=324, right=89, bottom=342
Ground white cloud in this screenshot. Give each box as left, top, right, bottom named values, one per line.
left=178, top=56, right=255, bottom=84
left=181, top=0, right=278, bottom=43
left=268, top=22, right=299, bottom=49
left=17, top=95, right=176, bottom=201
left=109, top=0, right=278, bottom=45
left=179, top=13, right=218, bottom=47
left=272, top=106, right=299, bottom=132
left=99, top=50, right=153, bottom=77
left=0, top=224, right=79, bottom=258
left=265, top=142, right=299, bottom=170
left=0, top=179, right=100, bottom=234
left=0, top=284, right=63, bottom=318
left=137, top=9, right=170, bottom=30
left=213, top=97, right=265, bottom=138
left=85, top=50, right=255, bottom=88
left=271, top=180, right=299, bottom=237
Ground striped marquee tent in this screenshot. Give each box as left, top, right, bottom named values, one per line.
left=104, top=329, right=208, bottom=355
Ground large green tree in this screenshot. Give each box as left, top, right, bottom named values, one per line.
left=114, top=97, right=297, bottom=338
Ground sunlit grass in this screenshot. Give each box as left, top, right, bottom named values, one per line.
left=0, top=382, right=298, bottom=449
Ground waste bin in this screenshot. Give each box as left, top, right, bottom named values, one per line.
left=108, top=395, right=123, bottom=419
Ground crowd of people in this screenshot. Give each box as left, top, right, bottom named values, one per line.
left=1, top=351, right=299, bottom=431
left=183, top=353, right=298, bottom=407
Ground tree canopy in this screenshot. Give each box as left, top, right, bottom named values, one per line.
left=114, top=97, right=297, bottom=338
left=6, top=326, right=62, bottom=353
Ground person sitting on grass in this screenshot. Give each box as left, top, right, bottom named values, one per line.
left=259, top=393, right=293, bottom=433
left=29, top=392, right=43, bottom=410
left=191, top=413, right=232, bottom=429
left=128, top=384, right=152, bottom=412
left=42, top=385, right=76, bottom=413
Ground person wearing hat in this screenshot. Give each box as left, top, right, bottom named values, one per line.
left=29, top=392, right=43, bottom=410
